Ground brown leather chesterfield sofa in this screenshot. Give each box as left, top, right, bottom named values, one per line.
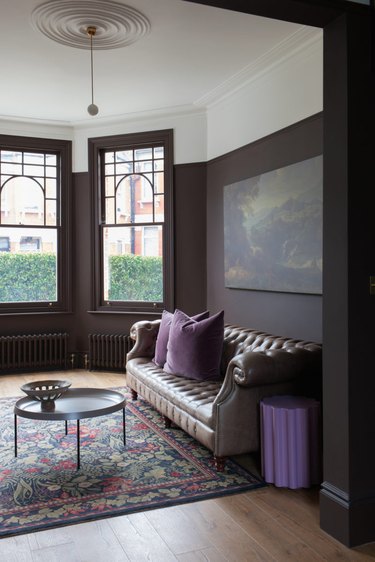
left=126, top=320, right=322, bottom=471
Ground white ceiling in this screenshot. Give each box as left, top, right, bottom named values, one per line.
left=0, top=0, right=312, bottom=125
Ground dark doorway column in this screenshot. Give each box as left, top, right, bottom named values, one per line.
left=321, top=10, right=375, bottom=547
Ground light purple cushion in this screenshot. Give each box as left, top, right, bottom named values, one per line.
left=164, top=309, right=224, bottom=380
left=153, top=309, right=209, bottom=368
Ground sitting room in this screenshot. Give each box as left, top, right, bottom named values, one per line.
left=0, top=0, right=374, bottom=559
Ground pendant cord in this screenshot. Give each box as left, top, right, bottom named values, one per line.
left=86, top=26, right=98, bottom=115
left=90, top=32, right=94, bottom=105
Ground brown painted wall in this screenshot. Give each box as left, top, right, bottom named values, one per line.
left=173, top=163, right=207, bottom=314
left=206, top=113, right=323, bottom=342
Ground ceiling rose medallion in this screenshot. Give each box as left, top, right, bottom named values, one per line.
left=31, top=0, right=151, bottom=50
left=31, top=0, right=151, bottom=116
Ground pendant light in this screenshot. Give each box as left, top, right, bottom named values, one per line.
left=86, top=26, right=99, bottom=116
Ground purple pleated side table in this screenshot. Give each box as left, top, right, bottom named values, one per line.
left=260, top=395, right=321, bottom=489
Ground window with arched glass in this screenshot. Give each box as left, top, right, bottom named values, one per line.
left=89, top=129, right=173, bottom=313
left=0, top=137, right=72, bottom=313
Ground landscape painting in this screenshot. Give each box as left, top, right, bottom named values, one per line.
left=224, top=155, right=322, bottom=294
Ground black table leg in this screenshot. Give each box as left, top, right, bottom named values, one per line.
left=122, top=407, right=126, bottom=445
left=65, top=420, right=68, bottom=435
left=77, top=419, right=80, bottom=470
left=14, top=414, right=17, bottom=457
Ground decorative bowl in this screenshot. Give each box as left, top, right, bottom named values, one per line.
left=20, top=380, right=71, bottom=402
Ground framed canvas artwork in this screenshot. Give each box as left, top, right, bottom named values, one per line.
left=224, top=155, right=322, bottom=294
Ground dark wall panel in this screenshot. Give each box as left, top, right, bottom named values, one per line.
left=173, top=163, right=207, bottom=315
left=0, top=313, right=74, bottom=339
left=206, top=113, right=323, bottom=342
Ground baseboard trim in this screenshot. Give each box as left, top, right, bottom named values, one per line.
left=320, top=481, right=375, bottom=547
left=321, top=481, right=349, bottom=506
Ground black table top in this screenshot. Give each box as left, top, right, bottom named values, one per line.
left=14, top=387, right=126, bottom=421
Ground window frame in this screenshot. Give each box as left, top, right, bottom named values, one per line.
left=88, top=129, right=174, bottom=314
left=0, top=134, right=72, bottom=315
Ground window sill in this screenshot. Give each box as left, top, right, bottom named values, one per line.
left=87, top=310, right=162, bottom=316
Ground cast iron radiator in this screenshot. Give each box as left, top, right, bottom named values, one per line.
left=88, top=333, right=133, bottom=371
left=0, top=333, right=69, bottom=372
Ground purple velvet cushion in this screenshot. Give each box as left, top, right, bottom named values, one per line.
left=164, top=309, right=224, bottom=380
left=153, top=309, right=209, bottom=368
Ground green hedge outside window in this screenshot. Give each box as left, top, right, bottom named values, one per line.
left=0, top=253, right=56, bottom=303
left=108, top=254, right=163, bottom=302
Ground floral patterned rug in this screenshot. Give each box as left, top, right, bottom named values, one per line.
left=0, top=388, right=265, bottom=538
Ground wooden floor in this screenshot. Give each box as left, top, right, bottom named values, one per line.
left=0, top=370, right=374, bottom=562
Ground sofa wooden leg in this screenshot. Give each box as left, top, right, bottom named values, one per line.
left=162, top=415, right=172, bottom=428
left=214, top=456, right=227, bottom=472
left=130, top=389, right=138, bottom=401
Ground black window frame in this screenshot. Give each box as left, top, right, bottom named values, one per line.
left=0, top=134, right=72, bottom=315
left=88, top=129, right=174, bottom=314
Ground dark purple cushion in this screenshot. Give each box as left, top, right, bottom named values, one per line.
left=153, top=309, right=209, bottom=368
left=164, top=309, right=224, bottom=380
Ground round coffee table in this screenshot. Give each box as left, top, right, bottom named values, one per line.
left=14, top=388, right=126, bottom=469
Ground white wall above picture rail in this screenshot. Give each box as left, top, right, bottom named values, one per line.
left=205, top=27, right=323, bottom=161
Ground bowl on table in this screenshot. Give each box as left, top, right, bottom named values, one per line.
left=20, top=380, right=71, bottom=408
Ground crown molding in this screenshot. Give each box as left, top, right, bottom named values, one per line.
left=0, top=104, right=206, bottom=134
left=0, top=116, right=74, bottom=139
left=72, top=104, right=207, bottom=130
left=194, top=26, right=322, bottom=109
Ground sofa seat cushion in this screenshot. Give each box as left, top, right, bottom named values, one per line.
left=127, top=358, right=221, bottom=427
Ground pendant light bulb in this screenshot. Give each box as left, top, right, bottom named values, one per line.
left=86, top=26, right=99, bottom=116
left=87, top=103, right=99, bottom=116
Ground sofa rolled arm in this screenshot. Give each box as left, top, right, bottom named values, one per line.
left=229, top=347, right=318, bottom=388
left=126, top=319, right=161, bottom=361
